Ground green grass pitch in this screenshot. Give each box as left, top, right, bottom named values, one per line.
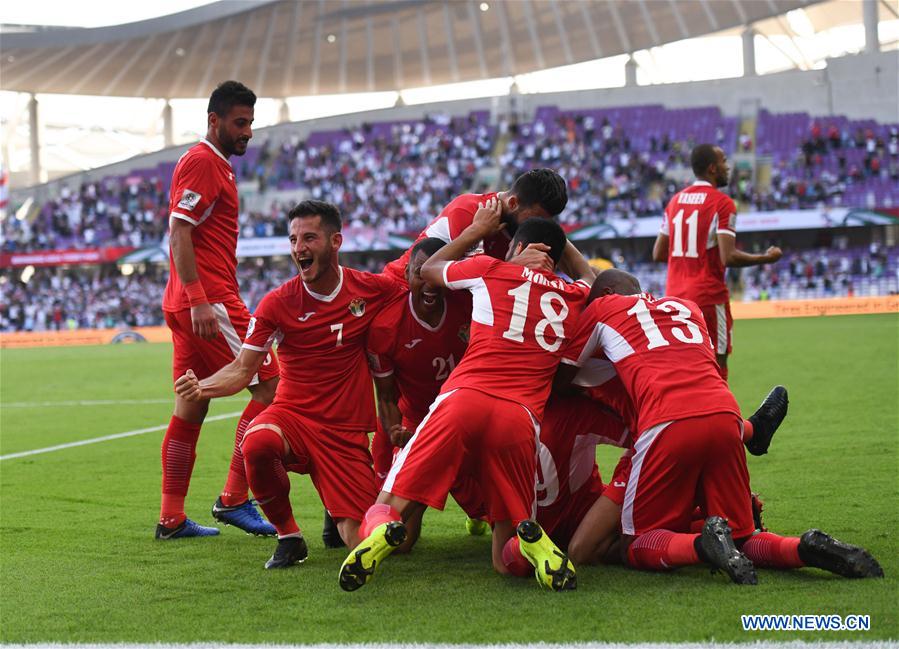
left=1, top=313, right=896, bottom=644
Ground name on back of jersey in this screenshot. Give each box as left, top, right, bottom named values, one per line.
left=520, top=266, right=567, bottom=290
left=677, top=192, right=707, bottom=205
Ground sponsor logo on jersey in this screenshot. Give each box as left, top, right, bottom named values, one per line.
left=177, top=189, right=202, bottom=211
left=457, top=324, right=470, bottom=344
left=348, top=298, right=366, bottom=317
left=404, top=338, right=422, bottom=349
left=297, top=312, right=315, bottom=322
left=247, top=317, right=256, bottom=337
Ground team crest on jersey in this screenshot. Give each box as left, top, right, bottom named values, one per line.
left=348, top=298, right=366, bottom=317
left=177, top=189, right=201, bottom=211
left=457, top=324, right=470, bottom=344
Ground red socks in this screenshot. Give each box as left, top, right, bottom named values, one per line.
left=159, top=416, right=202, bottom=527
left=241, top=428, right=299, bottom=538
left=740, top=532, right=804, bottom=569
left=626, top=530, right=700, bottom=570
left=220, top=399, right=268, bottom=506
left=360, top=503, right=402, bottom=538
left=742, top=419, right=754, bottom=443
left=501, top=536, right=533, bottom=577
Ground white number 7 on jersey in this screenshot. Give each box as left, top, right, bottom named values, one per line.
left=330, top=323, right=343, bottom=347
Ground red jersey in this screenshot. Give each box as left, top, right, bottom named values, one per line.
left=440, top=255, right=589, bottom=421
left=243, top=266, right=403, bottom=432
left=163, top=140, right=242, bottom=312
left=536, top=394, right=629, bottom=513
left=562, top=293, right=739, bottom=435
left=383, top=193, right=511, bottom=280
left=661, top=181, right=736, bottom=306
left=569, top=354, right=639, bottom=436
left=366, top=292, right=471, bottom=428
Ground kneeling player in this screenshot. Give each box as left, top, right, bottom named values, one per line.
left=558, top=269, right=883, bottom=583
left=339, top=200, right=594, bottom=592
left=175, top=201, right=403, bottom=568
left=367, top=237, right=487, bottom=546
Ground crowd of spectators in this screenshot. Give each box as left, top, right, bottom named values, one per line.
left=2, top=244, right=894, bottom=332
left=3, top=107, right=898, bottom=256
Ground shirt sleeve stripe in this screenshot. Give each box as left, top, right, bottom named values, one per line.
left=716, top=229, right=736, bottom=236
left=241, top=343, right=268, bottom=352
left=370, top=370, right=394, bottom=378
left=170, top=211, right=200, bottom=226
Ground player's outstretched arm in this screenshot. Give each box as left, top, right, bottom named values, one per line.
left=718, top=233, right=782, bottom=268
left=560, top=240, right=595, bottom=285
left=373, top=375, right=412, bottom=447
left=652, top=233, right=669, bottom=262
left=170, top=218, right=220, bottom=341
left=421, top=197, right=504, bottom=286
left=174, top=348, right=268, bottom=401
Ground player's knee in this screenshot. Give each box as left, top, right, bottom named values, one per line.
left=241, top=426, right=283, bottom=462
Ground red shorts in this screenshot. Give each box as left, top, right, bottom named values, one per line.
left=165, top=301, right=279, bottom=383
left=383, top=388, right=537, bottom=524
left=247, top=403, right=378, bottom=521
left=700, top=302, right=733, bottom=356
left=375, top=411, right=487, bottom=519
left=538, top=474, right=604, bottom=550
left=622, top=412, right=754, bottom=539
left=602, top=449, right=633, bottom=507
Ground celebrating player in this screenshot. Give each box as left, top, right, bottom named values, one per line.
left=339, top=198, right=595, bottom=593
left=382, top=168, right=569, bottom=283
left=559, top=269, right=883, bottom=583
left=157, top=80, right=279, bottom=540
left=367, top=237, right=486, bottom=544
left=652, top=144, right=782, bottom=384
left=174, top=200, right=403, bottom=569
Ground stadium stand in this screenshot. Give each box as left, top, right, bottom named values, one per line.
left=3, top=105, right=898, bottom=255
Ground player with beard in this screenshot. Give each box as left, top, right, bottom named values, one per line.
left=367, top=237, right=487, bottom=546
left=382, top=168, right=570, bottom=283
left=652, top=144, right=782, bottom=388
left=157, top=80, right=279, bottom=540
left=174, top=200, right=403, bottom=568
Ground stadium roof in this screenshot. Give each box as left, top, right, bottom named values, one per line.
left=0, top=0, right=823, bottom=98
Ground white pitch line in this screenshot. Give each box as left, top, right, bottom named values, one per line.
left=0, top=411, right=242, bottom=461
left=1, top=396, right=245, bottom=408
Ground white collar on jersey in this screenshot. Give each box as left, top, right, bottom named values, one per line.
left=200, top=139, right=233, bottom=166
left=408, top=292, right=446, bottom=333
left=303, top=265, right=344, bottom=303
left=692, top=180, right=713, bottom=187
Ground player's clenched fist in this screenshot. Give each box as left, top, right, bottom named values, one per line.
left=388, top=424, right=413, bottom=448
left=765, top=246, right=783, bottom=263
left=472, top=197, right=504, bottom=236
left=174, top=369, right=204, bottom=401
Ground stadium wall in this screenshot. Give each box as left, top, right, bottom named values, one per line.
left=3, top=296, right=895, bottom=349
left=11, top=50, right=896, bottom=202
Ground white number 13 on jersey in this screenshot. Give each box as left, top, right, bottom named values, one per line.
left=626, top=298, right=706, bottom=349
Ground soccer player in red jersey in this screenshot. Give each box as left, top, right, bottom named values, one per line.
left=382, top=168, right=569, bottom=283
left=175, top=200, right=403, bottom=568
left=339, top=199, right=595, bottom=592
left=652, top=144, right=782, bottom=385
left=559, top=269, right=883, bottom=583
left=367, top=237, right=486, bottom=540
left=156, top=81, right=280, bottom=540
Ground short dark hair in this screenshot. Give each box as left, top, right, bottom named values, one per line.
left=287, top=200, right=342, bottom=233
left=510, top=168, right=568, bottom=216
left=410, top=237, right=446, bottom=260
left=691, top=144, right=719, bottom=177
left=510, top=218, right=567, bottom=264
left=207, top=80, right=257, bottom=117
